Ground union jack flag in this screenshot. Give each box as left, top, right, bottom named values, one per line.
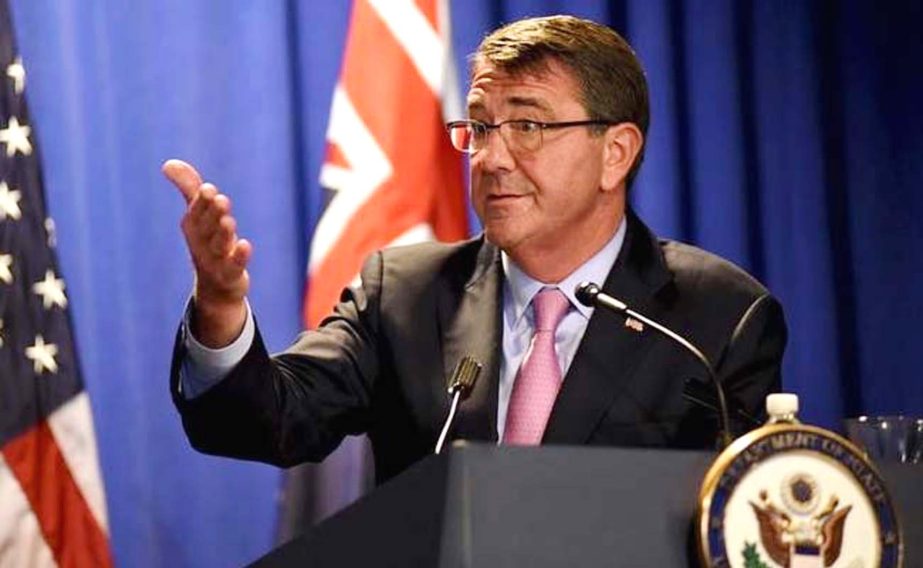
left=304, top=0, right=468, bottom=326
left=280, top=0, right=468, bottom=528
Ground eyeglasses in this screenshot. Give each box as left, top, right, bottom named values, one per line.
left=445, top=119, right=615, bottom=154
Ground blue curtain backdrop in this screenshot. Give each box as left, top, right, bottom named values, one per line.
left=8, top=0, right=922, bottom=566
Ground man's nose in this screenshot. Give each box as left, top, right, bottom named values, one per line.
left=473, top=128, right=516, bottom=172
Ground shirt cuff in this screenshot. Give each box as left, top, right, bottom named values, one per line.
left=179, top=298, right=255, bottom=399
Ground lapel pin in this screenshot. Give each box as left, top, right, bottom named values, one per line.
left=625, top=317, right=644, bottom=333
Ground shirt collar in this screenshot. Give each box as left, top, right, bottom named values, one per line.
left=501, top=217, right=627, bottom=325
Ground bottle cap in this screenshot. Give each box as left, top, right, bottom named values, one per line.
left=766, top=393, right=799, bottom=418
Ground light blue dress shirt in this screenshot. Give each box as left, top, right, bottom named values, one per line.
left=181, top=219, right=626, bottom=439
left=180, top=299, right=255, bottom=399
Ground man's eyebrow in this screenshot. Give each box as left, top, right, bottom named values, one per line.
left=466, top=96, right=554, bottom=117
left=467, top=100, right=486, bottom=114
left=506, top=96, right=553, bottom=113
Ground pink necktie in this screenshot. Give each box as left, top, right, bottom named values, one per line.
left=503, top=287, right=571, bottom=445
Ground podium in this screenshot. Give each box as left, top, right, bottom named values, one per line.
left=253, top=443, right=921, bottom=567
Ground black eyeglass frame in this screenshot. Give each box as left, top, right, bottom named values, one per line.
left=445, top=118, right=616, bottom=154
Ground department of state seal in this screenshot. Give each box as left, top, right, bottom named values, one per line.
left=697, top=395, right=902, bottom=568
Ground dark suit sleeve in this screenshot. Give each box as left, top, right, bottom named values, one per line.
left=169, top=252, right=386, bottom=467
left=714, top=293, right=788, bottom=435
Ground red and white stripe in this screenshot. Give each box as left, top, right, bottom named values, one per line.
left=0, top=393, right=112, bottom=567
left=304, top=0, right=467, bottom=327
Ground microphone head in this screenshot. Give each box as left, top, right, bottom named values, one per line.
left=575, top=282, right=600, bottom=307
left=448, top=356, right=482, bottom=399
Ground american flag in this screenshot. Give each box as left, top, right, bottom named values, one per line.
left=0, top=1, right=113, bottom=565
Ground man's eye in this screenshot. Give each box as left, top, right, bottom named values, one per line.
left=471, top=123, right=489, bottom=135
left=511, top=121, right=541, bottom=133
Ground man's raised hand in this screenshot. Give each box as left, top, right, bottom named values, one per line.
left=162, top=159, right=251, bottom=347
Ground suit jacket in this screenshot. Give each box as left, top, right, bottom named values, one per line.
left=171, top=210, right=787, bottom=483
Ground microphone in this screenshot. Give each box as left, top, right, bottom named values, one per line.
left=575, top=282, right=733, bottom=448
left=434, top=356, right=483, bottom=454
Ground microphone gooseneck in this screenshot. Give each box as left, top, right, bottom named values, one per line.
left=682, top=378, right=759, bottom=428
left=434, top=356, right=483, bottom=455
left=575, top=282, right=733, bottom=448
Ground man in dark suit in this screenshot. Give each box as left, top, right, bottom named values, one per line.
left=163, top=15, right=786, bottom=484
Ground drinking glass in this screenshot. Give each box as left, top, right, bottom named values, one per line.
left=844, top=415, right=923, bottom=464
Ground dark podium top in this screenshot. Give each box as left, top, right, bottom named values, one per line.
left=253, top=443, right=921, bottom=567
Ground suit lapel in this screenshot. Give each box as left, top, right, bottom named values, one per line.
left=437, top=239, right=503, bottom=442
left=543, top=211, right=673, bottom=444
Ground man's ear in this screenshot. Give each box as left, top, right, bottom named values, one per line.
left=600, top=123, right=643, bottom=192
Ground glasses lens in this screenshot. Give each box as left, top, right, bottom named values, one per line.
left=504, top=121, right=542, bottom=152
left=449, top=124, right=474, bottom=153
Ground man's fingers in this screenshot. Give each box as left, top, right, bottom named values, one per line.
left=184, top=185, right=228, bottom=245
left=166, top=159, right=252, bottom=304
left=162, top=159, right=204, bottom=204
left=187, top=183, right=218, bottom=222
left=231, top=239, right=252, bottom=268
left=206, top=216, right=237, bottom=257
left=211, top=241, right=250, bottom=284
left=201, top=192, right=231, bottom=227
